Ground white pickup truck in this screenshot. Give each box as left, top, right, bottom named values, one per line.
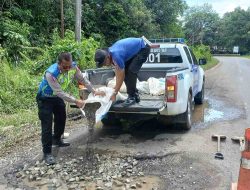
left=86, top=39, right=206, bottom=129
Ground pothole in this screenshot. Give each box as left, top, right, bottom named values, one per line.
left=192, top=96, right=244, bottom=128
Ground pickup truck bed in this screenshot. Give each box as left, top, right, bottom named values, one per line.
left=91, top=84, right=165, bottom=113
left=87, top=68, right=168, bottom=113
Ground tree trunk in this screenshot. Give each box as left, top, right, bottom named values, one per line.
left=60, top=0, right=64, bottom=39
left=75, top=0, right=82, bottom=42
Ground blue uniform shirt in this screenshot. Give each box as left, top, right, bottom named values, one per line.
left=108, top=37, right=145, bottom=69
left=38, top=62, right=77, bottom=97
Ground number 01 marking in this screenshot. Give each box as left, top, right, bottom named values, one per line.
left=148, top=53, right=160, bottom=63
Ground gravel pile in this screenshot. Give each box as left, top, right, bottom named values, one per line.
left=14, top=154, right=152, bottom=190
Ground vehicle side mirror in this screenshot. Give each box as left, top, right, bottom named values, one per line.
left=199, top=58, right=207, bottom=65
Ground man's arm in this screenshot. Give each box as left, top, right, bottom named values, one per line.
left=114, top=68, right=125, bottom=93
left=74, top=67, right=105, bottom=96
left=74, top=67, right=95, bottom=93
left=46, top=72, right=77, bottom=103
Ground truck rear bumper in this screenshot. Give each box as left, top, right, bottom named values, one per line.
left=160, top=101, right=187, bottom=116
left=109, top=99, right=186, bottom=116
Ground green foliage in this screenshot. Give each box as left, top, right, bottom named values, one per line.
left=82, top=2, right=102, bottom=38
left=191, top=44, right=212, bottom=61
left=218, top=8, right=250, bottom=54
left=0, top=110, right=38, bottom=128
left=167, top=22, right=185, bottom=38
left=96, top=0, right=130, bottom=45
left=0, top=28, right=98, bottom=115
left=0, top=62, right=39, bottom=114
left=243, top=55, right=250, bottom=59
left=201, top=57, right=219, bottom=71
left=144, top=0, right=187, bottom=36
left=50, top=30, right=99, bottom=70
left=184, top=4, right=220, bottom=46
left=184, top=4, right=250, bottom=54
left=0, top=11, right=31, bottom=64
left=81, top=0, right=160, bottom=45
left=120, top=0, right=160, bottom=38
left=0, top=46, right=7, bottom=61
left=1, top=0, right=188, bottom=60
left=33, top=30, right=99, bottom=74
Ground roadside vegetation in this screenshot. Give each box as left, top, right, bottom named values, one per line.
left=0, top=1, right=249, bottom=152
left=201, top=57, right=219, bottom=70
left=243, top=55, right=250, bottom=59
left=190, top=44, right=219, bottom=71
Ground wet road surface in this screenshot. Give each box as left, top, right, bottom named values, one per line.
left=1, top=56, right=250, bottom=190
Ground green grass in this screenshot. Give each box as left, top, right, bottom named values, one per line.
left=201, top=57, right=219, bottom=71
left=0, top=109, right=38, bottom=128
left=243, top=55, right=250, bottom=59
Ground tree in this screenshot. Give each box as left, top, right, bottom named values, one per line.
left=144, top=0, right=187, bottom=37
left=120, top=0, right=160, bottom=38
left=0, top=11, right=31, bottom=64
left=184, top=4, right=220, bottom=46
left=218, top=7, right=250, bottom=54
left=98, top=1, right=130, bottom=45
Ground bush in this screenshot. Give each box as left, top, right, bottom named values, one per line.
left=0, top=30, right=100, bottom=114
left=33, top=30, right=100, bottom=74
left=191, top=44, right=212, bottom=61
left=0, top=62, right=39, bottom=114
left=0, top=12, right=31, bottom=65
left=0, top=46, right=7, bottom=61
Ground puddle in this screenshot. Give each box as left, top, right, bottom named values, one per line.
left=192, top=97, right=244, bottom=128
left=205, top=109, right=224, bottom=122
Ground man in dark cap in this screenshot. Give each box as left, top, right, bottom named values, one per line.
left=95, top=37, right=150, bottom=106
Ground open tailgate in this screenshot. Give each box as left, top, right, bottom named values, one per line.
left=110, top=99, right=166, bottom=113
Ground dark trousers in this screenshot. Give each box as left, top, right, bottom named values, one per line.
left=36, top=95, right=66, bottom=154
left=124, top=45, right=150, bottom=97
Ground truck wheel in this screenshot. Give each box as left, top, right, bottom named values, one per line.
left=101, top=113, right=121, bottom=128
left=180, top=93, right=192, bottom=130
left=194, top=81, right=204, bottom=105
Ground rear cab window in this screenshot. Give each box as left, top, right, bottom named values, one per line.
left=146, top=47, right=183, bottom=64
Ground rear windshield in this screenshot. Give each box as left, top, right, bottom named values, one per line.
left=145, top=48, right=183, bottom=63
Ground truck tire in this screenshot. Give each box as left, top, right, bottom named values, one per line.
left=101, top=113, right=121, bottom=128
left=180, top=93, right=192, bottom=130
left=194, top=80, right=205, bottom=105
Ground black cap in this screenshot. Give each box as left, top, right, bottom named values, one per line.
left=95, top=49, right=109, bottom=68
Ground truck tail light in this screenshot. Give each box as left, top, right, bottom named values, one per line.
left=166, top=75, right=177, bottom=102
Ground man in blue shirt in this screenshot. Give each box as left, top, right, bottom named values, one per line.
left=95, top=37, right=150, bottom=106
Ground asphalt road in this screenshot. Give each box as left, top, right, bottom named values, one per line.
left=1, top=56, right=250, bottom=190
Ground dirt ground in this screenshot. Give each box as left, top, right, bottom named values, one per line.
left=1, top=56, right=250, bottom=190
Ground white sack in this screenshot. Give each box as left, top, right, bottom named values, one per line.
left=137, top=81, right=150, bottom=94
left=107, top=76, right=165, bottom=96
left=107, top=77, right=127, bottom=93
left=107, top=77, right=150, bottom=94
left=148, top=77, right=165, bottom=96
left=84, top=87, right=126, bottom=123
